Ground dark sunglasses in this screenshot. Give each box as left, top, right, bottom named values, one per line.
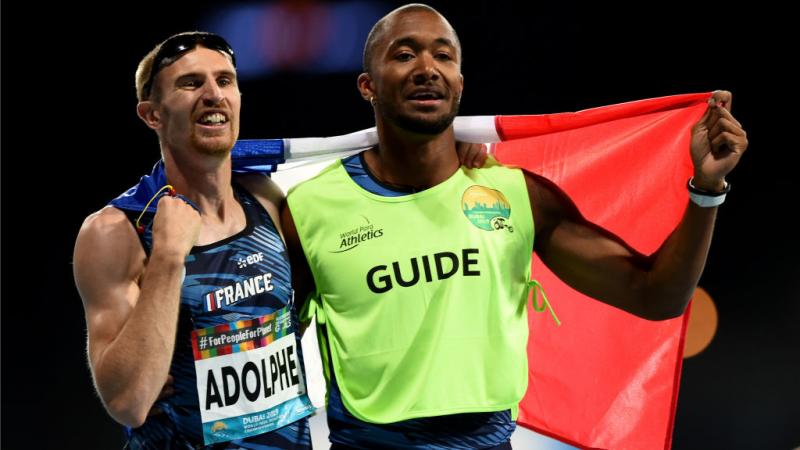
left=142, top=32, right=237, bottom=99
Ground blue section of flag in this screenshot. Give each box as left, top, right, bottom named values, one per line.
left=108, top=161, right=201, bottom=213
left=108, top=161, right=168, bottom=213
left=232, top=139, right=285, bottom=173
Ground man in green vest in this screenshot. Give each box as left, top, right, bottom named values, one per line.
left=280, top=4, right=748, bottom=449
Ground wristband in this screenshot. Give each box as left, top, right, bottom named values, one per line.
left=687, top=177, right=730, bottom=207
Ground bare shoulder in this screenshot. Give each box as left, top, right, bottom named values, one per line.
left=234, top=173, right=285, bottom=237
left=78, top=206, right=133, bottom=233
left=74, top=206, right=146, bottom=306
left=76, top=206, right=140, bottom=255
left=522, top=170, right=583, bottom=238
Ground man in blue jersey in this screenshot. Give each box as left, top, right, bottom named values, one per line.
left=73, top=32, right=315, bottom=449
left=280, top=4, right=749, bottom=449
left=73, top=30, right=484, bottom=449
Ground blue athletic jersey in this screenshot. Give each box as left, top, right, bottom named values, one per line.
left=122, top=184, right=312, bottom=449
left=323, top=153, right=515, bottom=449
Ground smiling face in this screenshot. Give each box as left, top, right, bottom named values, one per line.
left=359, top=9, right=463, bottom=135
left=144, top=46, right=240, bottom=157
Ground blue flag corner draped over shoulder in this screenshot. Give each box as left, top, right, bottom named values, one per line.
left=108, top=161, right=169, bottom=213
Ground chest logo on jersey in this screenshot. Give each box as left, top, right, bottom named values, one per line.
left=330, top=215, right=385, bottom=253
left=204, top=273, right=274, bottom=312
left=462, top=185, right=513, bottom=232
left=237, top=252, right=265, bottom=269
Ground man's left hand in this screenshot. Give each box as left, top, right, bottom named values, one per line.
left=690, top=90, right=749, bottom=191
left=457, top=142, right=488, bottom=168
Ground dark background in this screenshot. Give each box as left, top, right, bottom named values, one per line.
left=2, top=1, right=797, bottom=449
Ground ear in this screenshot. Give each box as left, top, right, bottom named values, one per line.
left=136, top=101, right=161, bottom=131
left=357, top=72, right=375, bottom=103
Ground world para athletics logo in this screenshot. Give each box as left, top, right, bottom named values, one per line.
left=330, top=215, right=385, bottom=253
left=461, top=185, right=513, bottom=232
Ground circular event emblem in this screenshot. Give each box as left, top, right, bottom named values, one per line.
left=462, top=185, right=512, bottom=231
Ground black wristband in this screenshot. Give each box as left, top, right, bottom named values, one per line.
left=687, top=177, right=730, bottom=196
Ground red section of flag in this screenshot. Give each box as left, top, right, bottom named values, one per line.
left=493, top=93, right=709, bottom=450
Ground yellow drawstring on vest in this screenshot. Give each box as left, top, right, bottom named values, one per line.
left=528, top=279, right=561, bottom=326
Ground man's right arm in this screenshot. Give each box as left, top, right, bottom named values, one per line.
left=279, top=201, right=315, bottom=326
left=73, top=197, right=199, bottom=427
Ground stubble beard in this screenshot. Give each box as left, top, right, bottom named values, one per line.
left=379, top=96, right=460, bottom=135
left=191, top=132, right=235, bottom=156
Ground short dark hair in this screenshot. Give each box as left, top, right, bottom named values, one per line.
left=135, top=31, right=236, bottom=102
left=362, top=3, right=461, bottom=74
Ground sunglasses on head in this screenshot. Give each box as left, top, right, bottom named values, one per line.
left=142, top=32, right=236, bottom=99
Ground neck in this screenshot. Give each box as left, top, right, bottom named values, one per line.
left=364, top=120, right=459, bottom=191
left=161, top=147, right=237, bottom=220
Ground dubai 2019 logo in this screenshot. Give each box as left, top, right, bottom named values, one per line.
left=461, top=186, right=513, bottom=232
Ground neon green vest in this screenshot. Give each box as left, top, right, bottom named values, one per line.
left=288, top=158, right=534, bottom=423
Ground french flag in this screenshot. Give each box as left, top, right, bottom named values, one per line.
left=233, top=92, right=709, bottom=450
left=205, top=292, right=219, bottom=312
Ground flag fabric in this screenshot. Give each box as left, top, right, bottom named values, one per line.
left=492, top=93, right=708, bottom=450
left=231, top=92, right=710, bottom=450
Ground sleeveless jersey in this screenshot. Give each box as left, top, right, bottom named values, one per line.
left=289, top=154, right=534, bottom=447
left=122, top=184, right=313, bottom=449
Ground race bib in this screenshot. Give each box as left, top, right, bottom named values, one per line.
left=191, top=306, right=314, bottom=445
